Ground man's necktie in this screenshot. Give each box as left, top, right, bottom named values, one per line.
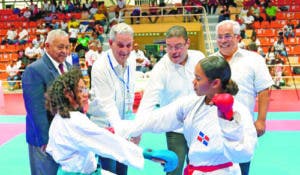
left=58, top=63, right=65, bottom=74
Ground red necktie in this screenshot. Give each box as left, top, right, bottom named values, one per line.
left=58, top=63, right=65, bottom=74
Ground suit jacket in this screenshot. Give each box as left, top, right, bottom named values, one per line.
left=22, top=54, right=72, bottom=146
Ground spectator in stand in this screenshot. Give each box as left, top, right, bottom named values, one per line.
left=29, top=0, right=35, bottom=11
left=115, top=0, right=126, bottom=21
left=131, top=42, right=150, bottom=73
left=25, top=42, right=40, bottom=64
left=85, top=40, right=99, bottom=79
left=199, top=0, right=208, bottom=14
left=89, top=3, right=98, bottom=19
left=239, top=6, right=249, bottom=19
left=251, top=3, right=264, bottom=23
left=234, top=14, right=246, bottom=39
left=273, top=36, right=287, bottom=57
left=49, top=1, right=56, bottom=13
left=98, top=1, right=108, bottom=18
left=18, top=49, right=30, bottom=72
left=130, top=6, right=141, bottom=24
left=6, top=60, right=21, bottom=91
left=283, top=20, right=295, bottom=40
left=60, top=19, right=68, bottom=32
left=69, top=25, right=80, bottom=48
left=265, top=46, right=276, bottom=65
left=265, top=1, right=280, bottom=23
left=148, top=1, right=160, bottom=23
left=18, top=27, right=29, bottom=45
left=35, top=43, right=45, bottom=59
left=75, top=34, right=90, bottom=53
left=208, top=0, right=219, bottom=15
left=93, top=24, right=105, bottom=44
left=36, top=23, right=48, bottom=36
left=183, top=0, right=193, bottom=22
left=32, top=34, right=45, bottom=48
left=242, top=11, right=255, bottom=29
left=81, top=9, right=90, bottom=20
left=68, top=17, right=80, bottom=31
left=3, top=25, right=18, bottom=45
left=57, top=1, right=64, bottom=12
left=273, top=57, right=284, bottom=89
left=218, top=9, right=227, bottom=23
left=190, top=0, right=202, bottom=21
left=93, top=9, right=107, bottom=26
left=23, top=7, right=31, bottom=21
left=296, top=20, right=300, bottom=29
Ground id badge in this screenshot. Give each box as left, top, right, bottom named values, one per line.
left=125, top=92, right=134, bottom=120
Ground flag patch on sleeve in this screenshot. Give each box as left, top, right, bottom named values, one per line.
left=197, top=131, right=209, bottom=146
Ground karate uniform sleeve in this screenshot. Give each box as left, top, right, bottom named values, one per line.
left=116, top=96, right=193, bottom=138
left=218, top=102, right=257, bottom=163
left=71, top=112, right=144, bottom=169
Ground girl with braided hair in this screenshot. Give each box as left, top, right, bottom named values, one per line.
left=45, top=68, right=178, bottom=175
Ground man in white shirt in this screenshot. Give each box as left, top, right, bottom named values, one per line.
left=212, top=20, right=273, bottom=175
left=137, top=25, right=205, bottom=175
left=18, top=27, right=29, bottom=45
left=6, top=60, right=21, bottom=90
left=131, top=42, right=150, bottom=73
left=88, top=23, right=136, bottom=175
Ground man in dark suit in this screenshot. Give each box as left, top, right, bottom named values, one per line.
left=22, top=29, right=72, bottom=175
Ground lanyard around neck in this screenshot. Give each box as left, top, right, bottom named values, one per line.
left=107, top=53, right=130, bottom=92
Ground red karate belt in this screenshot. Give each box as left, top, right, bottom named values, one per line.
left=184, top=162, right=233, bottom=175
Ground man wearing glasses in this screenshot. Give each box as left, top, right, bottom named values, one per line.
left=211, top=20, right=273, bottom=175
left=136, top=25, right=205, bottom=175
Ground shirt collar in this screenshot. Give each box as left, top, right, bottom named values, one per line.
left=108, top=49, right=128, bottom=69
left=46, top=52, right=66, bottom=74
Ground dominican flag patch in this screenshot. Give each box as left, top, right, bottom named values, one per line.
left=197, top=131, right=209, bottom=146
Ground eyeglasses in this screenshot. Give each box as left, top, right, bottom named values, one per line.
left=166, top=43, right=186, bottom=51
left=77, top=87, right=89, bottom=94
left=216, top=34, right=237, bottom=41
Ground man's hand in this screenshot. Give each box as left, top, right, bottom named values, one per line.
left=130, top=135, right=141, bottom=145
left=136, top=58, right=144, bottom=63
left=254, top=119, right=266, bottom=137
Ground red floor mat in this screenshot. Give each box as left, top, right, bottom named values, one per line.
left=255, top=89, right=300, bottom=112
left=0, top=89, right=299, bottom=115
left=0, top=93, right=26, bottom=115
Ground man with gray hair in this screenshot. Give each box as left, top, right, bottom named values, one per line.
left=88, top=23, right=136, bottom=175
left=136, top=25, right=205, bottom=175
left=211, top=20, right=273, bottom=175
left=22, top=29, right=72, bottom=175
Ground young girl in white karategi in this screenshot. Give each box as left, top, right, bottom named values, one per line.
left=45, top=68, right=178, bottom=175
left=116, top=56, right=257, bottom=175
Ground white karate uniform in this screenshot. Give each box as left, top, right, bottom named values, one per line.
left=46, top=111, right=144, bottom=174
left=116, top=95, right=257, bottom=175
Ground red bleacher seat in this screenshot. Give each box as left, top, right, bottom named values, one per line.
left=270, top=21, right=283, bottom=29
left=294, top=13, right=300, bottom=20
left=295, top=29, right=300, bottom=37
